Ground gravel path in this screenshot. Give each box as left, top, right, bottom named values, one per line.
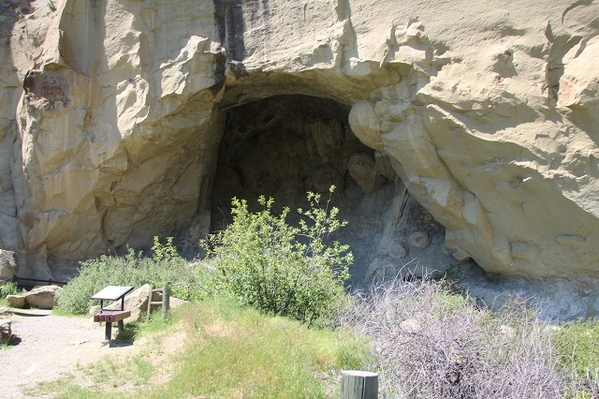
left=0, top=308, right=139, bottom=399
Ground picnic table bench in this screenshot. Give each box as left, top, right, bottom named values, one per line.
left=91, top=285, right=134, bottom=341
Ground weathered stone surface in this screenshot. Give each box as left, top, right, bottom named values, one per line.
left=0, top=250, right=18, bottom=281
left=6, top=295, right=25, bottom=309
left=104, top=284, right=151, bottom=324
left=0, top=320, right=12, bottom=344
left=24, top=285, right=62, bottom=310
left=0, top=0, right=599, bottom=316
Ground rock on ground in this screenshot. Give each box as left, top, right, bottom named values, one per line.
left=24, top=285, right=62, bottom=310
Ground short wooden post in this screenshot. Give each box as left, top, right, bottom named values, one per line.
left=340, top=370, right=378, bottom=399
left=162, top=283, right=170, bottom=320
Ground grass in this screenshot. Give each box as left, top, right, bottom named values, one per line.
left=150, top=300, right=366, bottom=399
left=0, top=281, right=18, bottom=297
left=555, top=319, right=599, bottom=376
left=554, top=319, right=599, bottom=397
left=27, top=300, right=369, bottom=399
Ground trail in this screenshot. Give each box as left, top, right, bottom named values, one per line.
left=0, top=308, right=138, bottom=399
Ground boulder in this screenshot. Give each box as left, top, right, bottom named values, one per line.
left=104, top=284, right=152, bottom=324
left=24, top=285, right=62, bottom=309
left=99, top=284, right=186, bottom=324
left=0, top=321, right=12, bottom=345
left=6, top=294, right=25, bottom=309
left=0, top=250, right=18, bottom=282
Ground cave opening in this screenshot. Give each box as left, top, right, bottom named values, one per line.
left=210, top=94, right=451, bottom=288
left=212, top=95, right=371, bottom=227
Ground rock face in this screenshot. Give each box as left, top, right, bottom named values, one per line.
left=1, top=1, right=599, bottom=293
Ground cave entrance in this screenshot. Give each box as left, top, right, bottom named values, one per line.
left=212, top=95, right=387, bottom=287
left=211, top=95, right=373, bottom=229
left=210, top=94, right=450, bottom=288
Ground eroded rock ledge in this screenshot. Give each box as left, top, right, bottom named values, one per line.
left=1, top=0, right=599, bottom=316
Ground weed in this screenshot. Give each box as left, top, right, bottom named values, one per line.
left=149, top=300, right=367, bottom=398
left=132, top=356, right=153, bottom=384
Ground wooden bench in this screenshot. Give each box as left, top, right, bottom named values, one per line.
left=93, top=310, right=131, bottom=323
left=91, top=285, right=134, bottom=341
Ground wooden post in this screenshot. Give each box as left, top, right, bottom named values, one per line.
left=340, top=370, right=378, bottom=399
left=162, top=283, right=170, bottom=320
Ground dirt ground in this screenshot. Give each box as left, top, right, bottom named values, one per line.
left=0, top=308, right=141, bottom=399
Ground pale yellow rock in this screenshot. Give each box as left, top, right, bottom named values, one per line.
left=0, top=0, right=598, bottom=283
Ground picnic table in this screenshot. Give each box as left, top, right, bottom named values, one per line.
left=90, top=285, right=134, bottom=341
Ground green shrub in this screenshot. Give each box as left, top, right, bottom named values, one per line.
left=57, top=238, right=207, bottom=314
left=205, top=189, right=353, bottom=326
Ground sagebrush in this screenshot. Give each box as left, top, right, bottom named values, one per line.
left=342, top=274, right=578, bottom=399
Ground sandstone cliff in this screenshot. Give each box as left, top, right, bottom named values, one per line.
left=1, top=0, right=599, bottom=307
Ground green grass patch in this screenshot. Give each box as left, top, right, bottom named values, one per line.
left=0, top=281, right=18, bottom=297
left=148, top=300, right=367, bottom=399
left=555, top=319, right=599, bottom=380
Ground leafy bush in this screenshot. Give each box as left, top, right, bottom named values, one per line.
left=205, top=189, right=353, bottom=326
left=342, top=275, right=570, bottom=399
left=57, top=238, right=206, bottom=314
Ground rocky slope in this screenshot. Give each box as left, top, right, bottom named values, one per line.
left=2, top=0, right=599, bottom=316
